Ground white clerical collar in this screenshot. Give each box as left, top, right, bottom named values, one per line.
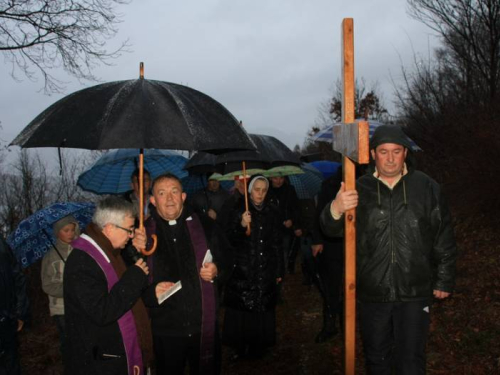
left=168, top=215, right=192, bottom=225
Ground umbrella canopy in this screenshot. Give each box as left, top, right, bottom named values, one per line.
left=309, top=161, right=341, bottom=179
left=216, top=133, right=300, bottom=176
left=10, top=78, right=256, bottom=153
left=310, top=120, right=422, bottom=151
left=77, top=149, right=189, bottom=195
left=7, top=202, right=95, bottom=268
left=183, top=151, right=218, bottom=175
left=288, top=164, right=324, bottom=199
left=10, top=64, right=257, bottom=256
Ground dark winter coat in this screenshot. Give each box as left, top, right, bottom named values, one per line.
left=64, top=235, right=148, bottom=375
left=320, top=167, right=457, bottom=302
left=188, top=188, right=230, bottom=218
left=0, top=236, right=29, bottom=363
left=267, top=182, right=300, bottom=231
left=224, top=200, right=284, bottom=312
left=141, top=208, right=231, bottom=337
left=0, top=237, right=29, bottom=323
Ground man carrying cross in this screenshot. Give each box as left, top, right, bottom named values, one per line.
left=320, top=125, right=457, bottom=374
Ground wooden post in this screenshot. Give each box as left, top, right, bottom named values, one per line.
left=332, top=19, right=370, bottom=375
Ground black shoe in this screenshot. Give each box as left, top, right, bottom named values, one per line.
left=314, top=328, right=338, bottom=343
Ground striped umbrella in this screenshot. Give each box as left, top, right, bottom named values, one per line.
left=77, top=149, right=189, bottom=194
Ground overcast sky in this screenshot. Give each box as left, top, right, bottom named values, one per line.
left=0, top=0, right=439, bottom=158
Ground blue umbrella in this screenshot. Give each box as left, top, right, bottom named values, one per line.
left=77, top=149, right=189, bottom=194
left=310, top=120, right=422, bottom=151
left=7, top=202, right=95, bottom=268
left=309, top=161, right=341, bottom=179
left=288, top=164, right=325, bottom=200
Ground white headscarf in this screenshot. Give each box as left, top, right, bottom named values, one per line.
left=248, top=175, right=269, bottom=193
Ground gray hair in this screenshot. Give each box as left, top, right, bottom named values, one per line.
left=92, top=197, right=136, bottom=229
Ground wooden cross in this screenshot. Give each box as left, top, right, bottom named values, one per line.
left=332, top=18, right=370, bottom=375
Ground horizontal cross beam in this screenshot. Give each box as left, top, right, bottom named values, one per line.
left=333, top=120, right=370, bottom=164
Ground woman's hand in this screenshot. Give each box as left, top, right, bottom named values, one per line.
left=241, top=211, right=251, bottom=227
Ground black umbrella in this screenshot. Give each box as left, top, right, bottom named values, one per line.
left=184, top=151, right=218, bottom=175
left=206, top=133, right=300, bottom=236
left=215, top=133, right=300, bottom=175
left=11, top=63, right=256, bottom=255
left=11, top=66, right=254, bottom=153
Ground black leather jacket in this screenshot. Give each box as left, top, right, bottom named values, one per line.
left=320, top=168, right=457, bottom=302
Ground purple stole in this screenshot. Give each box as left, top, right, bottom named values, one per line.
left=72, top=236, right=143, bottom=375
left=145, top=214, right=216, bottom=374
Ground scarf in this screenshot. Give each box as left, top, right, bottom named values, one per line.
left=85, top=223, right=154, bottom=368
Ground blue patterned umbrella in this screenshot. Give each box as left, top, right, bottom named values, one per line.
left=288, top=164, right=324, bottom=199
left=6, top=202, right=95, bottom=267
left=77, top=149, right=189, bottom=195
left=310, top=120, right=421, bottom=151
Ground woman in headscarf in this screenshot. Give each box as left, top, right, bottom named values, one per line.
left=41, top=215, right=80, bottom=363
left=222, top=175, right=283, bottom=359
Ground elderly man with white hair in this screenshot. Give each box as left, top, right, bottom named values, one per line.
left=63, top=196, right=157, bottom=375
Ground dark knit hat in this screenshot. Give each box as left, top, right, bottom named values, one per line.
left=370, top=125, right=413, bottom=150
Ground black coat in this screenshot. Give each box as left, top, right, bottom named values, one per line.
left=0, top=237, right=29, bottom=323
left=267, top=182, right=300, bottom=231
left=141, top=209, right=231, bottom=337
left=64, top=240, right=148, bottom=375
left=224, top=201, right=284, bottom=312
left=0, top=236, right=29, bottom=363
left=320, top=168, right=457, bottom=302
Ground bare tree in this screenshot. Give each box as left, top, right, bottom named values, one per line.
left=0, top=0, right=130, bottom=93
left=52, top=149, right=103, bottom=202
left=302, top=79, right=389, bottom=160
left=408, top=0, right=500, bottom=103
left=0, top=148, right=101, bottom=237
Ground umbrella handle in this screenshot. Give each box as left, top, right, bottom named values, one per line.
left=138, top=149, right=157, bottom=256
left=242, top=161, right=251, bottom=236
left=141, top=234, right=157, bottom=256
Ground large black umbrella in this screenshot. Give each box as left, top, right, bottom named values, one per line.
left=184, top=151, right=218, bottom=175
left=196, top=133, right=300, bottom=236
left=215, top=133, right=300, bottom=176
left=11, top=67, right=254, bottom=153
left=11, top=63, right=255, bottom=254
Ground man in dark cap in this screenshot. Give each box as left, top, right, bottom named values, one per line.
left=320, top=125, right=457, bottom=374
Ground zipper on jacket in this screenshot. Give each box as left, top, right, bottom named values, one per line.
left=389, top=189, right=396, bottom=301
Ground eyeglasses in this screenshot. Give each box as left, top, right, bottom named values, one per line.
left=114, top=224, right=135, bottom=236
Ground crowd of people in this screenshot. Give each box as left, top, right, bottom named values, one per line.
left=0, top=125, right=457, bottom=375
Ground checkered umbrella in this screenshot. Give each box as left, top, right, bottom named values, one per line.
left=288, top=164, right=324, bottom=200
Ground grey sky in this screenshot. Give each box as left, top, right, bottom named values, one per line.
left=0, top=0, right=438, bottom=154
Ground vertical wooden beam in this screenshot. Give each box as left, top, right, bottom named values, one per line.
left=341, top=18, right=356, bottom=375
